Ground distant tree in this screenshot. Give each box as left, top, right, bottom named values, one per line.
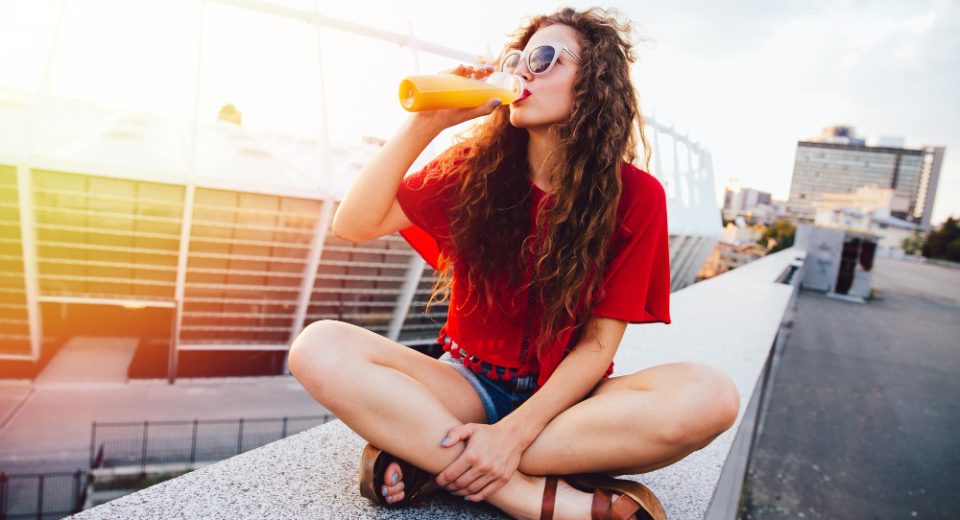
left=902, top=229, right=925, bottom=256
left=922, top=217, right=960, bottom=261
left=758, top=219, right=796, bottom=254
left=947, top=239, right=960, bottom=262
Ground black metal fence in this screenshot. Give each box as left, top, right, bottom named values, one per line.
left=89, top=415, right=335, bottom=470
left=0, top=470, right=91, bottom=520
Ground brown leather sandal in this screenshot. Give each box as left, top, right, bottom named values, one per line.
left=358, top=442, right=441, bottom=507
left=540, top=473, right=668, bottom=520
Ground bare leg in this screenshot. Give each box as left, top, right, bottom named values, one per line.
left=289, top=321, right=738, bottom=519
left=516, top=361, right=741, bottom=477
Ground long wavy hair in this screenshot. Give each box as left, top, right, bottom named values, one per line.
left=422, top=6, right=651, bottom=364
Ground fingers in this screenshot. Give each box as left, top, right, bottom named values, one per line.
left=441, top=423, right=473, bottom=447
left=453, top=467, right=499, bottom=499
left=446, top=63, right=495, bottom=79
left=463, top=472, right=508, bottom=502
left=484, top=98, right=503, bottom=113
left=435, top=452, right=472, bottom=488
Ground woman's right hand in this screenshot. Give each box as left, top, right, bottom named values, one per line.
left=410, top=64, right=504, bottom=132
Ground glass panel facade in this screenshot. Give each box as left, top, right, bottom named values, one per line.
left=306, top=201, right=447, bottom=348
left=32, top=169, right=182, bottom=302
left=8, top=171, right=449, bottom=357
left=397, top=261, right=449, bottom=347
left=182, top=188, right=322, bottom=345
left=0, top=165, right=30, bottom=356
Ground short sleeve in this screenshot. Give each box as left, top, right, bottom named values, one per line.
left=591, top=176, right=672, bottom=325
left=395, top=146, right=467, bottom=269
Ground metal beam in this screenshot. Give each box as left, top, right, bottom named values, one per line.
left=289, top=199, right=334, bottom=345
left=389, top=254, right=426, bottom=342
left=16, top=164, right=41, bottom=362
left=171, top=183, right=196, bottom=384
left=36, top=296, right=175, bottom=308
left=212, top=0, right=485, bottom=62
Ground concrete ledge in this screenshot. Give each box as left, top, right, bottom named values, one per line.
left=71, top=248, right=805, bottom=519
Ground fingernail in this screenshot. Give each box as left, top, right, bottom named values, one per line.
left=441, top=436, right=451, bottom=446
left=492, top=100, right=502, bottom=108
left=464, top=496, right=472, bottom=501
left=386, top=495, right=392, bottom=503
left=382, top=486, right=389, bottom=496
left=392, top=473, right=398, bottom=485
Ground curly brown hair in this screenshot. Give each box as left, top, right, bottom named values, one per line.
left=422, top=6, right=651, bottom=364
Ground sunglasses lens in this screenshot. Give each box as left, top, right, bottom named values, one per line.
left=529, top=46, right=556, bottom=73
left=501, top=53, right=520, bottom=73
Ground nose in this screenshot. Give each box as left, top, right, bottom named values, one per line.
left=515, top=60, right=534, bottom=82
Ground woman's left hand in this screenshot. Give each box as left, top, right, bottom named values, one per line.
left=434, top=422, right=525, bottom=502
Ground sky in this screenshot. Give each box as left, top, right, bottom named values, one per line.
left=1, top=0, right=958, bottom=226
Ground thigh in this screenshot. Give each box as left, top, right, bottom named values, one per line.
left=586, top=361, right=730, bottom=398
left=293, top=319, right=488, bottom=425
left=586, top=360, right=740, bottom=441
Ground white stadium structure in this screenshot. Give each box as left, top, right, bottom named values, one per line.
left=0, top=0, right=719, bottom=379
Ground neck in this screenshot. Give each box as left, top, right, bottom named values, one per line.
left=527, top=127, right=559, bottom=194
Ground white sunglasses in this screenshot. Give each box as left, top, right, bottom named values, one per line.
left=499, top=42, right=582, bottom=76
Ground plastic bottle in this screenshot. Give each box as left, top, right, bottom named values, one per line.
left=398, top=72, right=526, bottom=112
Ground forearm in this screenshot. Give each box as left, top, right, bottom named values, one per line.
left=331, top=115, right=441, bottom=239
left=497, top=333, right=615, bottom=448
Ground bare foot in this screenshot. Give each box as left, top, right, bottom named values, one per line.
left=380, top=461, right=405, bottom=504
left=382, top=465, right=637, bottom=519
left=531, top=475, right=638, bottom=520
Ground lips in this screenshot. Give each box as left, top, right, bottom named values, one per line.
left=516, top=89, right=532, bottom=102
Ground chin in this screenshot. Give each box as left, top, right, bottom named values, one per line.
left=509, top=105, right=569, bottom=129
left=508, top=110, right=544, bottom=129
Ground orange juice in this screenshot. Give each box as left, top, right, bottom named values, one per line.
left=398, top=72, right=525, bottom=112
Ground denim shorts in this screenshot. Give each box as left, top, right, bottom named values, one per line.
left=438, top=351, right=538, bottom=424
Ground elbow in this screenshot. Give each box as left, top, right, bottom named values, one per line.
left=332, top=229, right=353, bottom=242
left=332, top=224, right=361, bottom=243
left=331, top=211, right=361, bottom=243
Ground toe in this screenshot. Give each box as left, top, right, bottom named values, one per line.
left=381, top=462, right=405, bottom=502
left=384, top=461, right=403, bottom=486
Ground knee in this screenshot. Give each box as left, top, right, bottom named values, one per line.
left=669, top=363, right=741, bottom=447
left=287, top=319, right=354, bottom=383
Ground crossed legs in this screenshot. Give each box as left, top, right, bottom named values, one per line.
left=288, top=320, right=740, bottom=520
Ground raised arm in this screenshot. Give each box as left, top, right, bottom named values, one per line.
left=331, top=116, right=440, bottom=243
left=331, top=64, right=503, bottom=243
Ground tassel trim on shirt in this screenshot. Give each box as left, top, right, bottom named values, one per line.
left=438, top=330, right=534, bottom=381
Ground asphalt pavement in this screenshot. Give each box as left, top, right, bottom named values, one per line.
left=739, top=256, right=960, bottom=519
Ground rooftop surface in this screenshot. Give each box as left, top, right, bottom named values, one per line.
left=8, top=253, right=956, bottom=518
left=741, top=255, right=960, bottom=518
left=66, top=248, right=803, bottom=519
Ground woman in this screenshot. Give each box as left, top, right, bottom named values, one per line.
left=289, top=6, right=740, bottom=519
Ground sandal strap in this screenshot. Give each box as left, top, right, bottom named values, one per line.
left=540, top=476, right=559, bottom=520
left=610, top=493, right=644, bottom=520
left=591, top=489, right=612, bottom=520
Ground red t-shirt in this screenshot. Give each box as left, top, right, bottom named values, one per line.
left=396, top=146, right=671, bottom=391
